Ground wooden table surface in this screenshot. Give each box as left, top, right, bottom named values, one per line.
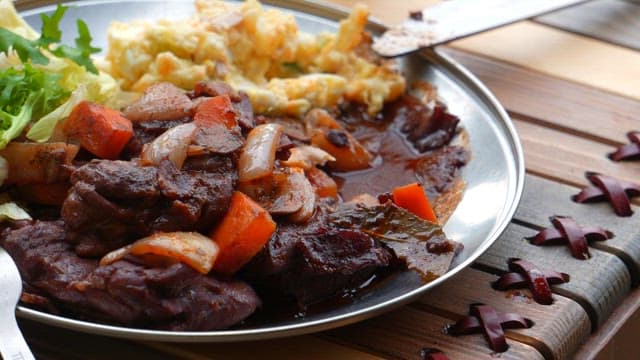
left=11, top=0, right=640, bottom=359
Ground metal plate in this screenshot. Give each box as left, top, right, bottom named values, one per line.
left=16, top=0, right=524, bottom=342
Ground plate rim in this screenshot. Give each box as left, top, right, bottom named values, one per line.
left=15, top=0, right=525, bottom=342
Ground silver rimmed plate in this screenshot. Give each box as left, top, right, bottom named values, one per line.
left=17, top=0, right=524, bottom=342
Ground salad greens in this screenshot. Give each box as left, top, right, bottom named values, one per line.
left=0, top=4, right=100, bottom=73
left=0, top=0, right=123, bottom=219
left=0, top=1, right=119, bottom=147
left=0, top=64, right=69, bottom=148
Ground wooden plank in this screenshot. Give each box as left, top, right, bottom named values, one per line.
left=14, top=0, right=49, bottom=10
left=142, top=336, right=382, bottom=360
left=324, top=307, right=545, bottom=360
left=476, top=223, right=631, bottom=328
left=441, top=47, right=640, bottom=145
left=450, top=21, right=640, bottom=100
left=18, top=319, right=170, bottom=360
left=418, top=268, right=590, bottom=359
left=535, top=0, right=640, bottom=51
left=516, top=174, right=640, bottom=284
left=577, top=286, right=640, bottom=360
left=513, top=118, right=640, bottom=189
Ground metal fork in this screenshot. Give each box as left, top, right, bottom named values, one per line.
left=0, top=247, right=35, bottom=360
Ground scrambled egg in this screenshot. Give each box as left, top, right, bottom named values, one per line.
left=104, top=0, right=405, bottom=116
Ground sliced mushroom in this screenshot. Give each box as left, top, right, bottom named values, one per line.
left=288, top=167, right=316, bottom=223
left=281, top=145, right=335, bottom=170
left=141, top=123, right=197, bottom=169
left=239, top=167, right=316, bottom=223
left=238, top=123, right=283, bottom=182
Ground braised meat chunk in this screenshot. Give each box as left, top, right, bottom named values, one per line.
left=1, top=221, right=260, bottom=330
left=385, top=95, right=460, bottom=152
left=62, top=158, right=235, bottom=257
left=244, top=206, right=393, bottom=305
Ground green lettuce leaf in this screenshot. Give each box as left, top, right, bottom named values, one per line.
left=26, top=60, right=121, bottom=143
left=0, top=64, right=69, bottom=148
left=26, top=82, right=93, bottom=142
left=0, top=4, right=100, bottom=73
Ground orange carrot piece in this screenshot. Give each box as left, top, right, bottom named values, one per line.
left=194, top=95, right=237, bottom=129
left=306, top=167, right=338, bottom=198
left=210, top=191, right=277, bottom=275
left=310, top=131, right=372, bottom=172
left=392, top=182, right=437, bottom=223
left=64, top=101, right=133, bottom=160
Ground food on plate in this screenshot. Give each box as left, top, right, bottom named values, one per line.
left=0, top=0, right=469, bottom=331
left=103, top=0, right=405, bottom=116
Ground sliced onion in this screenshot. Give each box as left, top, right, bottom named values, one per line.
left=99, top=232, right=219, bottom=274
left=238, top=123, right=283, bottom=182
left=129, top=232, right=219, bottom=274
left=99, top=244, right=132, bottom=266
left=288, top=167, right=316, bottom=223
left=238, top=166, right=319, bottom=219
left=141, top=123, right=197, bottom=169
left=281, top=145, right=335, bottom=170
left=99, top=245, right=179, bottom=268
left=0, top=202, right=32, bottom=222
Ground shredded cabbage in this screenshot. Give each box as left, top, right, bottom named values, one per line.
left=0, top=0, right=123, bottom=145
left=0, top=202, right=31, bottom=222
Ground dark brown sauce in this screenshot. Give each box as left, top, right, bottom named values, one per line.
left=236, top=270, right=398, bottom=328
left=333, top=126, right=421, bottom=201
left=328, top=95, right=471, bottom=233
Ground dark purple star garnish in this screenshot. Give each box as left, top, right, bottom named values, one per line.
left=609, top=131, right=640, bottom=161
left=447, top=303, right=533, bottom=352
left=573, top=172, right=640, bottom=217
left=527, top=215, right=613, bottom=260
left=493, top=258, right=569, bottom=305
